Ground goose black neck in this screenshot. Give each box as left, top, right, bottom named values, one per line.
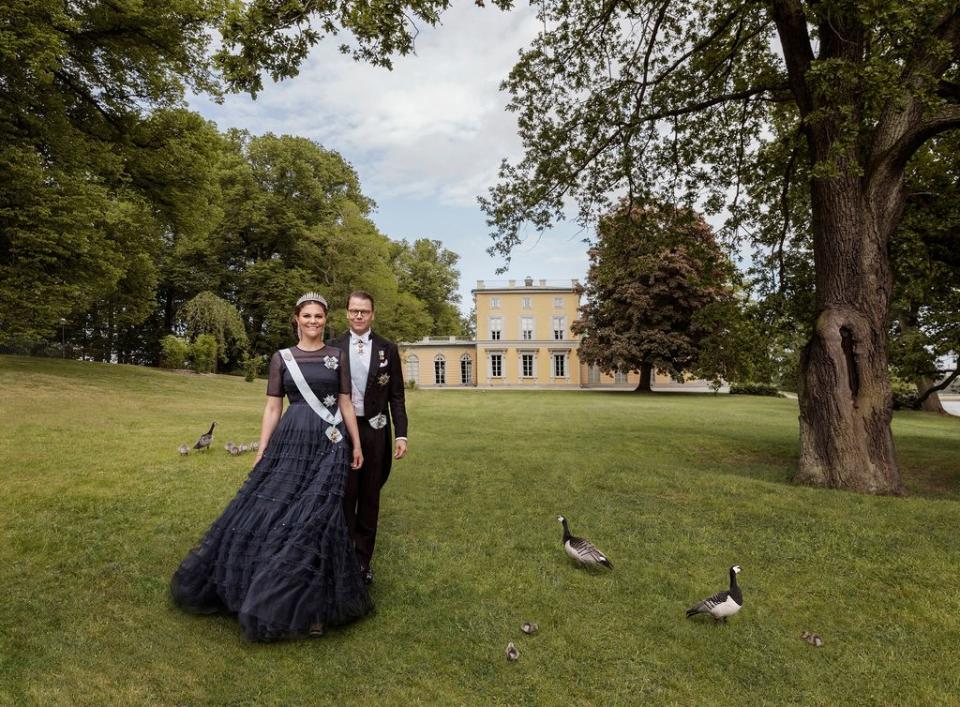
left=729, top=568, right=742, bottom=603
left=206, top=422, right=216, bottom=435
left=560, top=519, right=571, bottom=542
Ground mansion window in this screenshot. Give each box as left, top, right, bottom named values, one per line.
left=552, top=316, right=565, bottom=340
left=521, top=317, right=534, bottom=340
left=552, top=353, right=567, bottom=378
left=489, top=317, right=502, bottom=340
left=490, top=296, right=500, bottom=309
left=588, top=364, right=601, bottom=385
left=406, top=354, right=419, bottom=384
left=521, top=353, right=536, bottom=378
left=554, top=296, right=564, bottom=308
left=522, top=296, right=532, bottom=309
left=489, top=353, right=503, bottom=378
left=614, top=369, right=628, bottom=384
left=460, top=354, right=472, bottom=385
left=434, top=354, right=446, bottom=385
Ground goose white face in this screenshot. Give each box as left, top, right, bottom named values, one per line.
left=557, top=515, right=566, bottom=523
left=732, top=565, right=742, bottom=574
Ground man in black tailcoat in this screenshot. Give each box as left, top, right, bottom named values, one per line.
left=330, top=291, right=408, bottom=585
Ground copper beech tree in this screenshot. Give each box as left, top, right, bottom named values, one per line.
left=573, top=204, right=734, bottom=392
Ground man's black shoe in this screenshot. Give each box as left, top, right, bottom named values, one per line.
left=363, top=567, right=374, bottom=585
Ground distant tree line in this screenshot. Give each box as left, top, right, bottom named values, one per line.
left=0, top=1, right=465, bottom=369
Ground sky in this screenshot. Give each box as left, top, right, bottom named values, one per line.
left=187, top=4, right=590, bottom=314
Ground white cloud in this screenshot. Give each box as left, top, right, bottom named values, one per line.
left=191, top=4, right=541, bottom=207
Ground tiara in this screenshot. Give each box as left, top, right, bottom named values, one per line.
left=296, top=291, right=328, bottom=308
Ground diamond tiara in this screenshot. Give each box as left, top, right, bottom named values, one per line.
left=295, top=291, right=328, bottom=308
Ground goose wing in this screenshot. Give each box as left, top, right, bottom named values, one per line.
left=686, top=589, right=730, bottom=617
left=566, top=536, right=614, bottom=569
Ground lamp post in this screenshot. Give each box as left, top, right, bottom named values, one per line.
left=59, top=318, right=66, bottom=358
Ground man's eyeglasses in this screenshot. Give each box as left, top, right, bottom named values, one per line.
left=348, top=309, right=372, bottom=318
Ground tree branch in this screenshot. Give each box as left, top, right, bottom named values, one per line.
left=887, top=104, right=960, bottom=171
left=768, top=0, right=816, bottom=117
left=634, top=84, right=786, bottom=123
left=916, top=368, right=959, bottom=407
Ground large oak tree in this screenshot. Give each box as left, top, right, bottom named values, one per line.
left=475, top=2, right=960, bottom=495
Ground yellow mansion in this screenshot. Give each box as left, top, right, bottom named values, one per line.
left=399, top=278, right=646, bottom=388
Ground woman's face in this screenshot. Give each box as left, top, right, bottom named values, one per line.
left=296, top=303, right=326, bottom=340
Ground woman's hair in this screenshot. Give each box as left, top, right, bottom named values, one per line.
left=291, top=296, right=328, bottom=335
left=293, top=298, right=328, bottom=316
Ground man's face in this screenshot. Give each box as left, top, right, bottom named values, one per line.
left=347, top=296, right=375, bottom=336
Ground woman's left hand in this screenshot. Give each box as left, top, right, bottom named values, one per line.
left=351, top=447, right=363, bottom=470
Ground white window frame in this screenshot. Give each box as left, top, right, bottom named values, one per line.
left=551, top=351, right=568, bottom=378
left=489, top=316, right=502, bottom=341
left=520, top=316, right=534, bottom=341
left=552, top=316, right=565, bottom=340
left=488, top=352, right=504, bottom=378
left=519, top=351, right=537, bottom=378
left=614, top=369, right=628, bottom=384
left=588, top=365, right=601, bottom=385
left=522, top=296, right=532, bottom=309
left=434, top=354, right=446, bottom=385
left=553, top=296, right=564, bottom=308
left=406, top=354, right=419, bottom=384
left=460, top=353, right=472, bottom=385
left=490, top=296, right=500, bottom=309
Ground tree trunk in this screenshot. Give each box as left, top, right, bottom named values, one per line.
left=795, top=176, right=904, bottom=495
left=914, top=376, right=946, bottom=413
left=634, top=362, right=653, bottom=392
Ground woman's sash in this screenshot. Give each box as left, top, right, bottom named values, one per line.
left=281, top=348, right=344, bottom=443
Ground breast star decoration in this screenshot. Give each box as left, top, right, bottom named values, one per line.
left=378, top=372, right=390, bottom=386
left=323, top=355, right=338, bottom=370
left=323, top=394, right=337, bottom=407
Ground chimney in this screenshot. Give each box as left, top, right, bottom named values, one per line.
left=508, top=279, right=516, bottom=287
left=524, top=276, right=534, bottom=286
left=539, top=279, right=546, bottom=286
left=476, top=279, right=484, bottom=288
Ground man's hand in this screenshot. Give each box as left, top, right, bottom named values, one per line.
left=351, top=447, right=363, bottom=469
left=394, top=439, right=407, bottom=459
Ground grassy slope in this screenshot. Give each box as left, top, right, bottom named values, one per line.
left=1, top=355, right=958, bottom=705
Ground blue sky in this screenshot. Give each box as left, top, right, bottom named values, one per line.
left=188, top=4, right=590, bottom=314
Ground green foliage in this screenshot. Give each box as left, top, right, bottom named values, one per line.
left=729, top=382, right=782, bottom=397
left=890, top=375, right=920, bottom=410
left=160, top=336, right=190, bottom=369
left=179, top=291, right=249, bottom=367
left=391, top=238, right=465, bottom=337
left=0, top=0, right=225, bottom=350
left=242, top=353, right=264, bottom=383
left=214, top=0, right=513, bottom=95
left=190, top=333, right=218, bottom=373
left=574, top=202, right=735, bottom=382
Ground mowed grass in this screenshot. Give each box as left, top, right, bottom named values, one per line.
left=1, top=354, right=959, bottom=705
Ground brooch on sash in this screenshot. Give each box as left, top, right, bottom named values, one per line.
left=326, top=427, right=343, bottom=443
left=368, top=413, right=387, bottom=430
left=378, top=372, right=390, bottom=386
left=322, top=394, right=336, bottom=407
left=323, top=355, right=338, bottom=370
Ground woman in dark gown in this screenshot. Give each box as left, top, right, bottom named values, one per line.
left=171, top=293, right=373, bottom=641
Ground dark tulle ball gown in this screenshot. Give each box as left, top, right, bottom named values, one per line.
left=171, top=345, right=373, bottom=641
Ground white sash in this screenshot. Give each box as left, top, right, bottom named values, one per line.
left=281, top=348, right=344, bottom=443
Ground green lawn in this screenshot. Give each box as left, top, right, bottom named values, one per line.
left=1, top=354, right=959, bottom=705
